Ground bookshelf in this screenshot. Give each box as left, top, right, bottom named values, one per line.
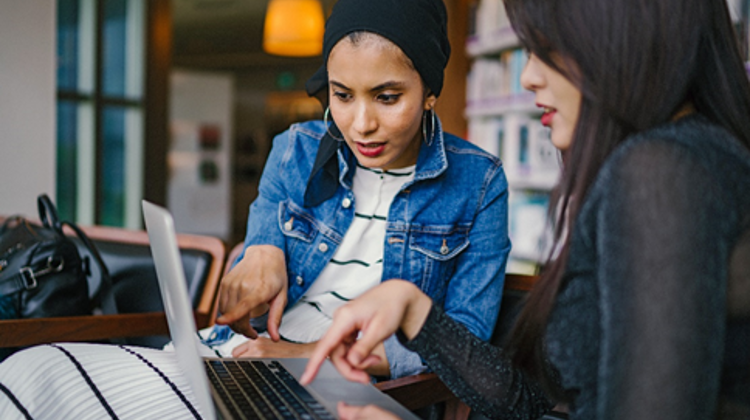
left=466, top=0, right=558, bottom=274
left=465, top=0, right=750, bottom=275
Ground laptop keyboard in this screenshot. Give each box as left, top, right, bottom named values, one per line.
left=205, top=359, right=335, bottom=420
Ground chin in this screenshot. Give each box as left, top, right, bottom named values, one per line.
left=550, top=133, right=572, bottom=151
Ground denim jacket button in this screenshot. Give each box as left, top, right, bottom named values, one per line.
left=296, top=276, right=304, bottom=286
left=284, top=220, right=293, bottom=231
left=318, top=243, right=329, bottom=253
left=342, top=198, right=352, bottom=209
left=440, top=244, right=450, bottom=255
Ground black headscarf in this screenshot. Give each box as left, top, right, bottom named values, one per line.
left=303, top=0, right=451, bottom=208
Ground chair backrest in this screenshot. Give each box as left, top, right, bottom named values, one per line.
left=491, top=273, right=538, bottom=347
left=68, top=224, right=226, bottom=347
left=0, top=222, right=225, bottom=349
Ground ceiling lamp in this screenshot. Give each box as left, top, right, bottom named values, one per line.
left=263, top=0, right=325, bottom=57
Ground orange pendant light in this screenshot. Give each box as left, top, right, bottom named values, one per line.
left=263, top=0, right=325, bottom=57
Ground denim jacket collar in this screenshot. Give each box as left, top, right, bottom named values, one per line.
left=304, top=117, right=449, bottom=207
left=336, top=117, right=449, bottom=189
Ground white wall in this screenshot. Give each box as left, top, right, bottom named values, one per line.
left=168, top=70, right=234, bottom=240
left=0, top=1, right=56, bottom=218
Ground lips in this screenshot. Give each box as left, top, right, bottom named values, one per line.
left=538, top=104, right=556, bottom=127
left=355, top=142, right=386, bottom=158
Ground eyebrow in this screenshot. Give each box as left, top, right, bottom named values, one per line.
left=330, top=80, right=406, bottom=93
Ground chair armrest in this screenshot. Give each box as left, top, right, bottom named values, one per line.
left=375, top=373, right=455, bottom=410
left=0, top=311, right=212, bottom=348
left=0, top=313, right=169, bottom=347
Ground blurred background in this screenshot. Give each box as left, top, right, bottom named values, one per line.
left=0, top=0, right=747, bottom=273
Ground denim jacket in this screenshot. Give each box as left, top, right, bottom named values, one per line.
left=240, top=118, right=511, bottom=378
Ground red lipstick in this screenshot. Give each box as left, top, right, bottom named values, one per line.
left=356, top=142, right=386, bottom=158
left=538, top=104, right=556, bottom=127
left=540, top=111, right=555, bottom=127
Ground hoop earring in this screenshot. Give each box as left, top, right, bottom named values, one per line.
left=422, top=108, right=436, bottom=146
left=324, top=107, right=345, bottom=142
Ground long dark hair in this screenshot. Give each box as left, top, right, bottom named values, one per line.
left=503, top=0, right=750, bottom=398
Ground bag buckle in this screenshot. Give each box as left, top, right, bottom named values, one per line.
left=19, top=267, right=37, bottom=290
left=20, top=256, right=65, bottom=290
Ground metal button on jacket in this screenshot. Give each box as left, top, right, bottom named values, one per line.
left=440, top=240, right=450, bottom=255
left=295, top=276, right=304, bottom=286
left=342, top=198, right=352, bottom=209
left=318, top=243, right=329, bottom=253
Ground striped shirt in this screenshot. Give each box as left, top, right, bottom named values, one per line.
left=278, top=164, right=415, bottom=343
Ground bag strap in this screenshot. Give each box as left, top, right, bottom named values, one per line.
left=0, top=246, right=55, bottom=296
left=62, top=221, right=118, bottom=316
left=37, top=193, right=117, bottom=315
left=37, top=194, right=63, bottom=233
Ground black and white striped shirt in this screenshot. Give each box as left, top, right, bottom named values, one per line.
left=279, top=164, right=415, bottom=343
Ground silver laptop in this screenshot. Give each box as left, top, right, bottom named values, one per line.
left=142, top=200, right=420, bottom=420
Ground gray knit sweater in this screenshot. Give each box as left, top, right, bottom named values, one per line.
left=403, top=114, right=750, bottom=420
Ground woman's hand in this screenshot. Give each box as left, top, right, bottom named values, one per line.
left=233, top=338, right=393, bottom=378
left=301, top=280, right=432, bottom=385
left=337, top=402, right=400, bottom=420
left=231, top=337, right=316, bottom=358
left=216, top=245, right=288, bottom=340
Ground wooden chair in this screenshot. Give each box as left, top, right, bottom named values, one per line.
left=0, top=223, right=226, bottom=350
left=374, top=273, right=540, bottom=420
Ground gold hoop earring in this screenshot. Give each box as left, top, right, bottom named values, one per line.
left=422, top=109, right=436, bottom=146
left=324, top=107, right=345, bottom=142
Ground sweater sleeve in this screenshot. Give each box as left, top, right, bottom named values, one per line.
left=400, top=305, right=553, bottom=420
left=592, top=138, right=731, bottom=419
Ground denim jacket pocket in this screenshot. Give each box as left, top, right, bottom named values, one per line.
left=410, top=225, right=470, bottom=260
left=408, top=225, right=470, bottom=301
left=278, top=200, right=317, bottom=243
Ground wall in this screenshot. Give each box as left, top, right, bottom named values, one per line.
left=168, top=69, right=234, bottom=240
left=436, top=0, right=470, bottom=139
left=229, top=63, right=322, bottom=246
left=0, top=1, right=56, bottom=218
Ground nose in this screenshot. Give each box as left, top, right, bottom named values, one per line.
left=352, top=102, right=377, bottom=137
left=520, top=54, right=543, bottom=92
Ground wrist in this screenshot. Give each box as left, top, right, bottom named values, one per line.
left=245, top=244, right=285, bottom=262
left=400, top=282, right=431, bottom=340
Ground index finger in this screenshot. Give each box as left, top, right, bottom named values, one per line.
left=217, top=295, right=266, bottom=326
left=301, top=319, right=358, bottom=384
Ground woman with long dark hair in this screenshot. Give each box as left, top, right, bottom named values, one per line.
left=303, top=0, right=750, bottom=418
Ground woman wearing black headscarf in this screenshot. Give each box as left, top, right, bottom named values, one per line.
left=214, top=0, right=510, bottom=378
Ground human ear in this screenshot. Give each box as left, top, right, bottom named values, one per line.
left=423, top=93, right=437, bottom=111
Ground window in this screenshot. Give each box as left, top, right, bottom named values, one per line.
left=56, top=0, right=145, bottom=228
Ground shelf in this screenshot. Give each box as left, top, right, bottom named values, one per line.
left=466, top=92, right=538, bottom=117
left=506, top=258, right=539, bottom=275
left=509, top=249, right=545, bottom=264
left=466, top=27, right=519, bottom=57
left=506, top=172, right=559, bottom=191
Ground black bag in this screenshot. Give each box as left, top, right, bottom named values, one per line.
left=0, top=194, right=117, bottom=359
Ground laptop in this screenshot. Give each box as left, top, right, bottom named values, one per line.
left=142, top=200, right=421, bottom=420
